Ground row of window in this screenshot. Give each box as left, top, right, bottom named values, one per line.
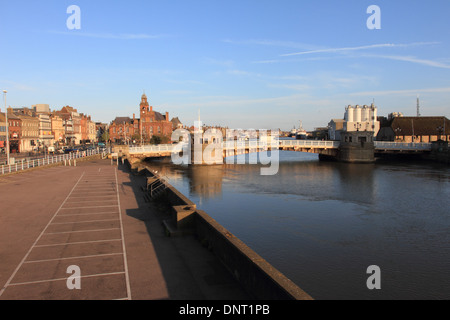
left=112, top=126, right=164, bottom=134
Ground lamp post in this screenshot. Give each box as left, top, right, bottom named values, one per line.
left=2, top=90, right=9, bottom=165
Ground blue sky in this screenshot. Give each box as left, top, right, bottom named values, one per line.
left=1, top=0, right=449, bottom=131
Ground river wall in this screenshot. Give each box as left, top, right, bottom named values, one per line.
left=128, top=159, right=313, bottom=300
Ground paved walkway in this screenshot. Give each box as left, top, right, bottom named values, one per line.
left=0, top=159, right=249, bottom=300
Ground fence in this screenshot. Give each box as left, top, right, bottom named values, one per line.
left=0, top=148, right=110, bottom=175
left=373, top=142, right=432, bottom=151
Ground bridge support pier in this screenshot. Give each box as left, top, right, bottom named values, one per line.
left=336, top=131, right=375, bottom=163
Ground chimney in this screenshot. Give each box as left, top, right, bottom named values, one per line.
left=133, top=113, right=135, bottom=120
left=166, top=112, right=169, bottom=121
left=150, top=106, right=153, bottom=112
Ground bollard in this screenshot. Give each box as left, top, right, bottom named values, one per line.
left=74, top=159, right=76, bottom=167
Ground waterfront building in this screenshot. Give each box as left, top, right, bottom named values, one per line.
left=139, top=93, right=172, bottom=142
left=0, top=112, right=7, bottom=151
left=10, top=108, right=40, bottom=152
left=6, top=110, right=21, bottom=153
left=343, top=104, right=380, bottom=135
left=57, top=106, right=82, bottom=145
left=377, top=116, right=450, bottom=142
left=109, top=93, right=173, bottom=144
left=87, top=117, right=97, bottom=143
left=109, top=116, right=138, bottom=144
left=328, top=119, right=345, bottom=141
left=171, top=117, right=183, bottom=130
left=50, top=113, right=65, bottom=146
left=17, top=113, right=39, bottom=152
left=32, top=105, right=54, bottom=148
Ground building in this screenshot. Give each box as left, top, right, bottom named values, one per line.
left=109, top=116, right=137, bottom=144
left=328, top=119, right=345, bottom=141
left=50, top=113, right=65, bottom=146
left=171, top=117, right=183, bottom=130
left=377, top=116, right=450, bottom=142
left=16, top=113, right=39, bottom=152
left=56, top=106, right=82, bottom=145
left=109, top=93, right=173, bottom=144
left=343, top=104, right=380, bottom=135
left=139, top=93, right=172, bottom=142
left=328, top=104, right=380, bottom=142
left=87, top=117, right=97, bottom=143
left=0, top=112, right=7, bottom=152
left=7, top=110, right=21, bottom=153
left=11, top=108, right=40, bottom=152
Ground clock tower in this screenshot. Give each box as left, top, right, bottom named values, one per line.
left=140, top=92, right=149, bottom=116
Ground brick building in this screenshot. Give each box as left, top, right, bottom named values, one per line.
left=377, top=116, right=450, bottom=142
left=109, top=93, right=173, bottom=144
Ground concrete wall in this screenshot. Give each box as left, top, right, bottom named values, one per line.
left=193, top=209, right=312, bottom=300
left=129, top=160, right=313, bottom=300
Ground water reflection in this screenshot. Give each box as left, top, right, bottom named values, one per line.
left=143, top=152, right=450, bottom=299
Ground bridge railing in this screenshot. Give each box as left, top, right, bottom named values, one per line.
left=279, top=140, right=340, bottom=148
left=129, top=144, right=174, bottom=153
left=374, top=142, right=432, bottom=150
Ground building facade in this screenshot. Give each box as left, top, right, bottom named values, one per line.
left=7, top=111, right=21, bottom=153
left=377, top=116, right=450, bottom=142
left=17, top=114, right=39, bottom=152
left=139, top=93, right=172, bottom=142
left=109, top=93, right=173, bottom=144
left=50, top=113, right=65, bottom=146
left=343, top=104, right=380, bottom=135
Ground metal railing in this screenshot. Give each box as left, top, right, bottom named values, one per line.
left=279, top=140, right=340, bottom=148
left=127, top=140, right=433, bottom=156
left=129, top=144, right=174, bottom=153
left=374, top=142, right=432, bottom=151
left=0, top=147, right=111, bottom=175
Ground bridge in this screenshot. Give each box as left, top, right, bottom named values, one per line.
left=124, top=140, right=433, bottom=163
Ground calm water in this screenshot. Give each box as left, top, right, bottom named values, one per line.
left=144, top=151, right=450, bottom=300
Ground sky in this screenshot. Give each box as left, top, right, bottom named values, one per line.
left=1, top=0, right=450, bottom=131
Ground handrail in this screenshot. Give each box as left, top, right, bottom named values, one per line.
left=0, top=147, right=111, bottom=175
left=128, top=140, right=434, bottom=155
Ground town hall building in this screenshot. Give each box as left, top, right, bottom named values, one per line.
left=109, top=93, right=174, bottom=144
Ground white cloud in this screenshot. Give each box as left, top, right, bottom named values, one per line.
left=362, top=54, right=450, bottom=69
left=280, top=42, right=441, bottom=57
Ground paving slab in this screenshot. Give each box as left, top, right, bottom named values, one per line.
left=0, top=159, right=250, bottom=300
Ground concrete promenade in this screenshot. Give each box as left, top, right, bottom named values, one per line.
left=0, top=158, right=249, bottom=300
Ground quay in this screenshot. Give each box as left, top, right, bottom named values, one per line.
left=0, top=157, right=249, bottom=300
left=0, top=156, right=312, bottom=300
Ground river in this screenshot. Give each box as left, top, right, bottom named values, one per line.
left=143, top=150, right=450, bottom=300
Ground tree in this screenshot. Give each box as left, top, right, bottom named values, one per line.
left=149, top=135, right=162, bottom=145
left=101, top=130, right=109, bottom=142
left=149, top=135, right=170, bottom=145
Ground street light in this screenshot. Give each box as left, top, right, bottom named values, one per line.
left=2, top=90, right=9, bottom=166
